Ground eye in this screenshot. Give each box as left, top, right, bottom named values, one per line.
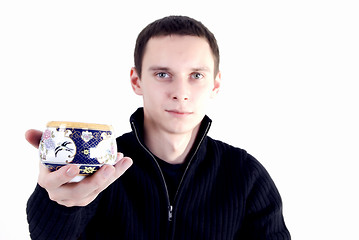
left=156, top=72, right=170, bottom=78
left=191, top=72, right=204, bottom=80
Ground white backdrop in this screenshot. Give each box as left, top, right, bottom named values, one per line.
left=1, top=1, right=358, bottom=239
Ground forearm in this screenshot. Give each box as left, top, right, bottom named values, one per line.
left=26, top=184, right=99, bottom=239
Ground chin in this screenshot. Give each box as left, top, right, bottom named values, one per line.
left=165, top=118, right=202, bottom=135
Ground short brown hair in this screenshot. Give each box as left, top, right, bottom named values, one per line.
left=134, top=16, right=220, bottom=78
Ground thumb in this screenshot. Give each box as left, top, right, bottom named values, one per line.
left=25, top=129, right=43, bottom=149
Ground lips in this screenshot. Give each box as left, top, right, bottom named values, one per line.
left=166, top=109, right=193, bottom=116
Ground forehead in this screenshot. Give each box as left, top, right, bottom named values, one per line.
left=142, top=35, right=215, bottom=70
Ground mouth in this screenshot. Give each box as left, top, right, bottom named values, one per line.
left=165, top=109, right=193, bottom=116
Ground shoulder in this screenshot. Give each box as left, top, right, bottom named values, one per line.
left=206, top=137, right=263, bottom=169
left=208, top=136, right=283, bottom=200
left=206, top=137, right=272, bottom=184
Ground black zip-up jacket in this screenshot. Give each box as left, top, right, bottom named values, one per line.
left=27, top=108, right=290, bottom=239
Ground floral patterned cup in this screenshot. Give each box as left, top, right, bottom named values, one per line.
left=39, top=121, right=117, bottom=182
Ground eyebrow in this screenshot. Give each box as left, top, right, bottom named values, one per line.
left=148, top=66, right=171, bottom=72
left=148, top=66, right=211, bottom=72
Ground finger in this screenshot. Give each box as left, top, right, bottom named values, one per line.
left=38, top=161, right=51, bottom=178
left=38, top=164, right=80, bottom=190
left=69, top=156, right=133, bottom=200
left=91, top=156, right=133, bottom=194
left=42, top=154, right=132, bottom=207
left=112, top=156, right=133, bottom=179
left=93, top=154, right=133, bottom=187
left=55, top=153, right=128, bottom=207
left=48, top=166, right=112, bottom=206
left=67, top=164, right=116, bottom=200
left=25, top=129, right=43, bottom=149
left=115, top=152, right=124, bottom=164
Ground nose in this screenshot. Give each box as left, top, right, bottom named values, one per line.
left=171, top=79, right=189, bottom=101
left=172, top=95, right=189, bottom=101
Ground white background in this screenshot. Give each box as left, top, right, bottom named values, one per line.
left=1, top=0, right=358, bottom=239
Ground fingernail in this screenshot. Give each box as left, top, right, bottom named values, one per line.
left=66, top=166, right=78, bottom=177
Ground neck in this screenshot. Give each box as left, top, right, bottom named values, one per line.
left=143, top=122, right=201, bottom=165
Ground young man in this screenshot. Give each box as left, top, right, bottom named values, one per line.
left=26, top=16, right=290, bottom=239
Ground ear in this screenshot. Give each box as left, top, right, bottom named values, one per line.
left=210, top=71, right=221, bottom=98
left=130, top=67, right=143, bottom=96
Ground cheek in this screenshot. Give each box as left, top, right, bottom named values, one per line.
left=196, top=84, right=214, bottom=98
left=143, top=86, right=166, bottom=103
left=192, top=90, right=212, bottom=106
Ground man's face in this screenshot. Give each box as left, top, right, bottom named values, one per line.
left=131, top=35, right=221, bottom=135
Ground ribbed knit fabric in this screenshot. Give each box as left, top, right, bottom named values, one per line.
left=26, top=108, right=290, bottom=239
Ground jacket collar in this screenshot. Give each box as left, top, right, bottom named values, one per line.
left=129, top=107, right=212, bottom=163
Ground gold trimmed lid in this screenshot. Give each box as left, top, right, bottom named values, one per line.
left=46, top=121, right=113, bottom=131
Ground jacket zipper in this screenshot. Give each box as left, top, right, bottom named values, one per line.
left=171, top=122, right=211, bottom=205
left=131, top=122, right=173, bottom=221
left=131, top=121, right=211, bottom=222
left=168, top=121, right=211, bottom=240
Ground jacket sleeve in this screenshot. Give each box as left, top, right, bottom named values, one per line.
left=26, top=184, right=100, bottom=240
left=238, top=155, right=291, bottom=240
